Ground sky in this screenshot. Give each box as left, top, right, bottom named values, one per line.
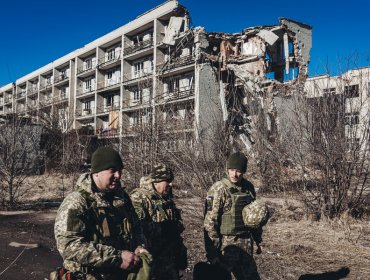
left=0, top=0, right=369, bottom=86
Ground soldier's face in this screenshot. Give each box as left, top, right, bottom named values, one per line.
left=228, top=168, right=243, bottom=183
left=154, top=180, right=172, bottom=196
left=93, top=168, right=122, bottom=192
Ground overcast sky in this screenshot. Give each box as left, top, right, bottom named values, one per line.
left=0, top=0, right=369, bottom=86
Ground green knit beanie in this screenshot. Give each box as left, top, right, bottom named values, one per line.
left=227, top=152, right=248, bottom=173
left=91, top=147, right=123, bottom=173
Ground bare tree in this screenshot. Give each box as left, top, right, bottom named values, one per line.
left=0, top=115, right=43, bottom=208
left=254, top=68, right=370, bottom=219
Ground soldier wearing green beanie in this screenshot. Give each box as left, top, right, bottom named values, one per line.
left=53, top=146, right=150, bottom=280
left=204, top=152, right=263, bottom=280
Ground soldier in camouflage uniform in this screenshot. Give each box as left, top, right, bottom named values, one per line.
left=54, top=147, right=149, bottom=280
left=204, top=152, right=263, bottom=280
left=130, top=164, right=187, bottom=280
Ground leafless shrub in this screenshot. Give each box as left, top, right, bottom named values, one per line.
left=0, top=115, right=43, bottom=208
left=254, top=67, right=370, bottom=219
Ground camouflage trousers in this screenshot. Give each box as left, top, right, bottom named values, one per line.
left=220, top=235, right=260, bottom=280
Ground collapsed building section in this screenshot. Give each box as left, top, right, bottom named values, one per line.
left=171, top=18, right=313, bottom=152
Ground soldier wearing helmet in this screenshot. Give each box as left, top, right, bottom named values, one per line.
left=131, top=164, right=187, bottom=280
left=204, top=152, right=268, bottom=280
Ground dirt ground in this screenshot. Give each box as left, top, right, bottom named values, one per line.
left=1, top=175, right=370, bottom=279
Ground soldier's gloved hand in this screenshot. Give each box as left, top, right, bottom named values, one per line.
left=120, top=250, right=140, bottom=270
left=135, top=246, right=149, bottom=255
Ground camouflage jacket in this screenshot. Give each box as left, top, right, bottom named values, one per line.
left=204, top=175, right=262, bottom=258
left=130, top=176, right=184, bottom=256
left=54, top=173, right=146, bottom=273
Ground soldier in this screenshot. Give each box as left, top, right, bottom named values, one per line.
left=204, top=152, right=264, bottom=280
left=53, top=147, right=149, bottom=280
left=130, top=164, right=187, bottom=280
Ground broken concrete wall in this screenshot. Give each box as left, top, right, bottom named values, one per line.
left=195, top=18, right=312, bottom=153
left=194, top=63, right=224, bottom=158
left=162, top=15, right=312, bottom=155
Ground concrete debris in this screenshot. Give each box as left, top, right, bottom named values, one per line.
left=177, top=17, right=312, bottom=152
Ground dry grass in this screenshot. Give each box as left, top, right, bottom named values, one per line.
left=178, top=194, right=370, bottom=280
left=9, top=174, right=370, bottom=279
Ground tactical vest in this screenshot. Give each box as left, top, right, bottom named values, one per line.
left=133, top=188, right=177, bottom=222
left=219, top=178, right=254, bottom=236
left=78, top=189, right=134, bottom=251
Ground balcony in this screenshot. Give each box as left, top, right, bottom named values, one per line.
left=54, top=94, right=69, bottom=104
left=96, top=103, right=120, bottom=114
left=77, top=86, right=96, bottom=96
left=39, top=97, right=53, bottom=108
left=123, top=70, right=153, bottom=85
left=162, top=118, right=194, bottom=131
left=16, top=91, right=26, bottom=100
left=54, top=73, right=69, bottom=84
left=98, top=54, right=121, bottom=69
left=124, top=39, right=153, bottom=56
left=77, top=64, right=96, bottom=76
left=27, top=88, right=38, bottom=97
left=157, top=88, right=195, bottom=103
left=158, top=55, right=195, bottom=73
left=39, top=83, right=53, bottom=92
left=96, top=127, right=120, bottom=138
left=97, top=78, right=121, bottom=91
left=122, top=98, right=151, bottom=111
left=121, top=123, right=150, bottom=135
left=76, top=107, right=95, bottom=117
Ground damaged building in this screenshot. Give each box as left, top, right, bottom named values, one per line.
left=0, top=0, right=312, bottom=156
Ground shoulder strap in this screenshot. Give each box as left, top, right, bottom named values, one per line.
left=77, top=189, right=110, bottom=239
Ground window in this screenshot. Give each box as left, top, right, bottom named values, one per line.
left=107, top=48, right=116, bottom=61
left=105, top=47, right=121, bottom=61
left=32, top=82, right=38, bottom=91
left=132, top=58, right=153, bottom=78
left=61, top=87, right=69, bottom=98
left=133, top=61, right=144, bottom=77
left=105, top=94, right=114, bottom=107
left=84, top=77, right=95, bottom=92
left=59, top=68, right=69, bottom=79
left=133, top=88, right=142, bottom=102
left=368, top=82, right=370, bottom=96
left=133, top=112, right=143, bottom=125
left=346, top=137, right=360, bottom=151
left=344, top=112, right=359, bottom=125
left=323, top=87, right=336, bottom=96
left=46, top=76, right=53, bottom=85
left=168, top=78, right=180, bottom=92
left=344, top=84, right=359, bottom=98
left=84, top=102, right=91, bottom=110
left=84, top=57, right=96, bottom=70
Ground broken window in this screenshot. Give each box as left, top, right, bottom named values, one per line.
left=344, top=84, right=359, bottom=98
left=344, top=112, right=359, bottom=125
left=284, top=66, right=299, bottom=81
left=323, top=87, right=336, bottom=96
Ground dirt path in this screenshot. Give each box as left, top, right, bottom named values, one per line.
left=0, top=210, right=62, bottom=280
left=0, top=196, right=369, bottom=279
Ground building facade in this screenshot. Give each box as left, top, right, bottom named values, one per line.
left=305, top=67, right=370, bottom=151
left=0, top=0, right=313, bottom=155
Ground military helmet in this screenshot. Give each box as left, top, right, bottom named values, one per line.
left=242, top=199, right=269, bottom=229
left=149, top=164, right=174, bottom=183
